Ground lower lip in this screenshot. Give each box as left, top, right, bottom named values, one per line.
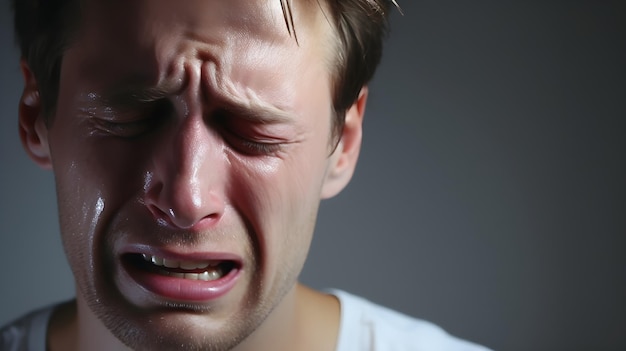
left=124, top=259, right=241, bottom=302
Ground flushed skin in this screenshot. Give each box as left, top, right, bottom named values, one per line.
left=19, top=1, right=367, bottom=350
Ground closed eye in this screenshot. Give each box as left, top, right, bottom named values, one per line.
left=213, top=108, right=286, bottom=156
left=92, top=118, right=157, bottom=138
left=222, top=130, right=284, bottom=155
left=90, top=99, right=172, bottom=138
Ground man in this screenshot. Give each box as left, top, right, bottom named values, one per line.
left=2, top=0, right=490, bottom=350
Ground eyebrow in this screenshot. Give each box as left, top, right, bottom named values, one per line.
left=220, top=98, right=296, bottom=125
left=93, top=80, right=296, bottom=124
left=102, top=80, right=184, bottom=106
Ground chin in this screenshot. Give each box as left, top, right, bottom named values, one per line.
left=92, top=300, right=260, bottom=351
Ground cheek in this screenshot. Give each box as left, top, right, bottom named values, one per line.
left=51, top=139, right=148, bottom=215
left=229, top=144, right=327, bottom=221
left=49, top=128, right=151, bottom=275
left=227, top=145, right=329, bottom=263
left=52, top=158, right=107, bottom=292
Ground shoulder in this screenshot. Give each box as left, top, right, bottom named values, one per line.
left=1, top=305, right=57, bottom=351
left=329, top=290, right=492, bottom=351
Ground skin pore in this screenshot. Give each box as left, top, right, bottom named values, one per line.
left=19, top=1, right=366, bottom=350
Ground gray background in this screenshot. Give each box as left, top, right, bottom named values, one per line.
left=1, top=1, right=625, bottom=350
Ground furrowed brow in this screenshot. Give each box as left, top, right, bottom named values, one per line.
left=103, top=81, right=182, bottom=106
left=221, top=99, right=296, bottom=124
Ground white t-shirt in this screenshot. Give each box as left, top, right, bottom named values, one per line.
left=331, top=290, right=491, bottom=351
left=0, top=290, right=491, bottom=351
left=0, top=304, right=53, bottom=351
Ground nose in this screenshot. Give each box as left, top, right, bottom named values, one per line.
left=143, top=114, right=226, bottom=230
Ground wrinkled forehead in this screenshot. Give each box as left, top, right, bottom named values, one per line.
left=78, top=0, right=328, bottom=44
left=69, top=0, right=336, bottom=80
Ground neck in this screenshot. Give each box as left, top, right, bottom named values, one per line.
left=232, top=284, right=341, bottom=351
left=234, top=285, right=300, bottom=351
left=76, top=297, right=131, bottom=351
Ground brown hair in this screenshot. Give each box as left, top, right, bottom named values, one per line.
left=12, top=0, right=396, bottom=131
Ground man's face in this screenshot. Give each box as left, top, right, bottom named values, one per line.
left=35, top=0, right=348, bottom=349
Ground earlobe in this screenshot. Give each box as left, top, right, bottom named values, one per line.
left=18, top=60, right=52, bottom=169
left=321, top=87, right=368, bottom=199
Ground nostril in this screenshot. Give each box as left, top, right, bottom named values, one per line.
left=143, top=179, right=180, bottom=227
left=145, top=203, right=172, bottom=227
left=146, top=202, right=211, bottom=230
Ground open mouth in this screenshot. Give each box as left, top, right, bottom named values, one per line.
left=125, top=253, right=238, bottom=281
left=119, top=251, right=242, bottom=302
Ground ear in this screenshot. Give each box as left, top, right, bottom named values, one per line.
left=18, top=60, right=52, bottom=169
left=321, top=87, right=368, bottom=199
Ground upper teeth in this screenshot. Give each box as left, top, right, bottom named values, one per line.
left=142, top=254, right=217, bottom=270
